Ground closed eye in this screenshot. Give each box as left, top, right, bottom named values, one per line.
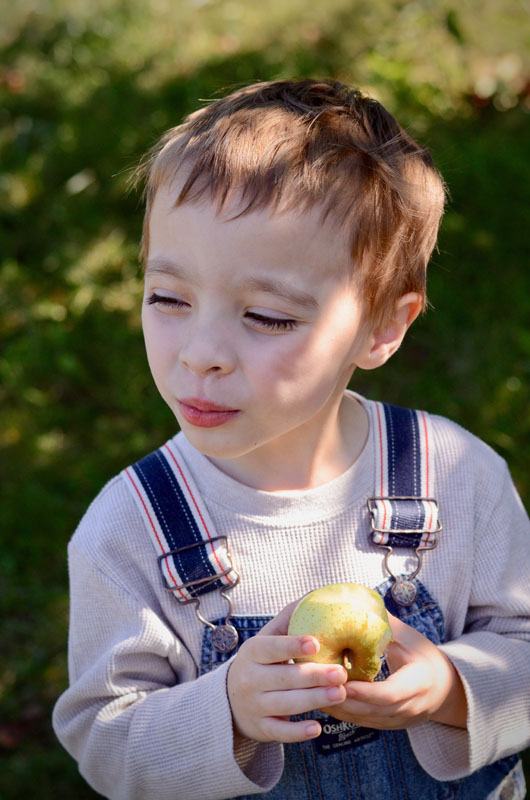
left=146, top=292, right=189, bottom=310
left=146, top=295, right=298, bottom=330
left=245, top=311, right=298, bottom=331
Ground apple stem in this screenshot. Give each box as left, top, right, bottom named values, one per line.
left=343, top=650, right=353, bottom=671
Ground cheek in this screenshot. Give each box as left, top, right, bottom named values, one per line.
left=275, top=322, right=359, bottom=381
left=248, top=335, right=314, bottom=384
left=142, top=313, right=175, bottom=385
left=247, top=328, right=354, bottom=404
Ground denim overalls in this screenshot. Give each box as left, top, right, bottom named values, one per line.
left=124, top=401, right=525, bottom=800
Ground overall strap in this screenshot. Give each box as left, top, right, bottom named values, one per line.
left=366, top=400, right=441, bottom=605
left=121, top=438, right=238, bottom=601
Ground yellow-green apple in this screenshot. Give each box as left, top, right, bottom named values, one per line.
left=287, top=583, right=392, bottom=681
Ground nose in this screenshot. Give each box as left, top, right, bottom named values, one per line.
left=179, top=319, right=237, bottom=376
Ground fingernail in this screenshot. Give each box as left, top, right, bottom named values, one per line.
left=327, top=667, right=345, bottom=683
left=301, top=637, right=318, bottom=655
left=327, top=686, right=343, bottom=701
left=305, top=723, right=320, bottom=738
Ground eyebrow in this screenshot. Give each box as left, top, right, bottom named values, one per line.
left=145, top=257, right=189, bottom=280
left=146, top=257, right=320, bottom=311
left=244, top=277, right=319, bottom=311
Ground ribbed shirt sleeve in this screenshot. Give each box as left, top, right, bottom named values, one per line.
left=407, top=461, right=530, bottom=780
left=52, top=528, right=282, bottom=800
left=52, top=398, right=530, bottom=795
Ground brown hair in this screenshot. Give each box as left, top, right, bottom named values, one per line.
left=133, top=79, right=446, bottom=324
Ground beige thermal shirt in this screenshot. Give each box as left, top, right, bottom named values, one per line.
left=52, top=395, right=530, bottom=800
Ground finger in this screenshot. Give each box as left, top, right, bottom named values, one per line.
left=245, top=634, right=320, bottom=665
left=260, top=590, right=320, bottom=637
left=260, top=716, right=322, bottom=744
left=386, top=614, right=433, bottom=656
left=259, top=600, right=301, bottom=636
left=319, top=701, right=421, bottom=730
left=384, top=640, right=413, bottom=673
left=323, top=695, right=401, bottom=719
left=386, top=611, right=417, bottom=636
left=346, top=664, right=426, bottom=706
left=262, top=685, right=347, bottom=717
left=258, top=661, right=348, bottom=692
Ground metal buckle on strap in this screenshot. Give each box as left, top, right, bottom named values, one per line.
left=157, top=536, right=239, bottom=597
left=380, top=539, right=439, bottom=607
left=367, top=496, right=442, bottom=536
left=158, top=537, right=241, bottom=653
left=367, top=496, right=441, bottom=606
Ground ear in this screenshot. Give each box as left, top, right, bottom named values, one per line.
left=355, top=293, right=423, bottom=370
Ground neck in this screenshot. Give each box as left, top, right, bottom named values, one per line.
left=208, top=393, right=369, bottom=492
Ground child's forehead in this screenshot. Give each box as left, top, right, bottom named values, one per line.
left=150, top=179, right=354, bottom=276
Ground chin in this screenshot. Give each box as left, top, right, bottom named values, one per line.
left=179, top=425, right=255, bottom=461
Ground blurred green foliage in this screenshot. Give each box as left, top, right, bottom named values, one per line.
left=1, top=0, right=529, bottom=796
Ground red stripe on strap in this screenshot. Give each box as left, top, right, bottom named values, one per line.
left=420, top=411, right=434, bottom=534
left=124, top=467, right=186, bottom=598
left=375, top=404, right=387, bottom=529
left=163, top=444, right=234, bottom=585
left=420, top=410, right=430, bottom=497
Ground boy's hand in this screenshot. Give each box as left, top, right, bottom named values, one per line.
left=226, top=601, right=348, bottom=744
left=319, top=612, right=468, bottom=730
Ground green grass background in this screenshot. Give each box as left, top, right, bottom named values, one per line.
left=1, top=0, right=529, bottom=796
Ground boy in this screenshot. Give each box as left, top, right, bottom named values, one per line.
left=52, top=80, right=530, bottom=799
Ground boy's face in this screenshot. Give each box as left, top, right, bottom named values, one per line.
left=142, top=183, right=374, bottom=486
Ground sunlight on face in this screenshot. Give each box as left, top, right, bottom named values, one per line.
left=142, top=183, right=372, bottom=489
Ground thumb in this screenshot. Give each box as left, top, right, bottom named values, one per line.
left=384, top=638, right=412, bottom=674
left=385, top=611, right=436, bottom=673
left=258, top=599, right=301, bottom=636
left=384, top=612, right=417, bottom=673
left=260, top=589, right=318, bottom=637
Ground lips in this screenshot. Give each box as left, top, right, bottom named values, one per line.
left=177, top=397, right=240, bottom=428
left=179, top=397, right=236, bottom=412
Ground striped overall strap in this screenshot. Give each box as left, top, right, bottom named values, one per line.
left=367, top=400, right=441, bottom=549
left=121, top=438, right=238, bottom=601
